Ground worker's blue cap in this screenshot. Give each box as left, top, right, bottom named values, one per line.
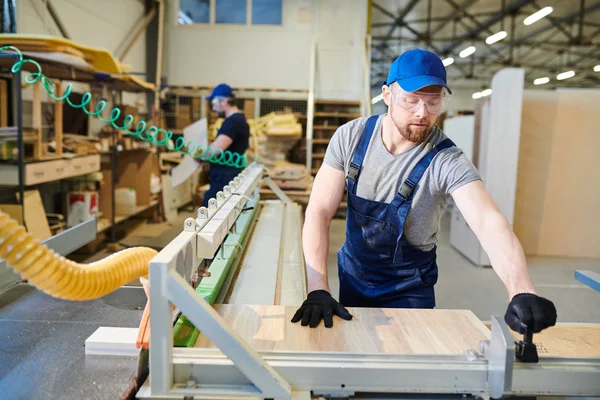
left=386, top=48, right=452, bottom=94
left=205, top=83, right=234, bottom=100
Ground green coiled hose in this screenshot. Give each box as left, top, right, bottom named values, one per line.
left=0, top=45, right=247, bottom=168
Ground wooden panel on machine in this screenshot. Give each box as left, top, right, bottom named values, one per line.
left=509, top=324, right=600, bottom=358
left=194, top=304, right=490, bottom=355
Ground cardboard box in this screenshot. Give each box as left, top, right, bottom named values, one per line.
left=99, top=150, right=160, bottom=218
left=0, top=190, right=52, bottom=241
left=114, top=104, right=140, bottom=127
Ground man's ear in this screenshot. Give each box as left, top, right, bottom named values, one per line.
left=382, top=85, right=392, bottom=107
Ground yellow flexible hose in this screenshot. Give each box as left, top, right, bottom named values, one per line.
left=0, top=211, right=157, bottom=301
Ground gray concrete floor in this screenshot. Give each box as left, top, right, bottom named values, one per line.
left=326, top=207, right=600, bottom=324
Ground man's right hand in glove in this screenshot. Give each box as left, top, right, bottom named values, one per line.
left=291, top=290, right=353, bottom=328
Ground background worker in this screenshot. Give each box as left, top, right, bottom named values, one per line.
left=291, top=49, right=557, bottom=335
left=202, top=83, right=250, bottom=207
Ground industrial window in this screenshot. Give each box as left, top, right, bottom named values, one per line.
left=252, top=0, right=282, bottom=25
left=178, top=0, right=282, bottom=26
left=216, top=0, right=247, bottom=24
left=179, top=0, right=210, bottom=24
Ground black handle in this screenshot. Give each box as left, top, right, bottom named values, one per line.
left=516, top=330, right=539, bottom=363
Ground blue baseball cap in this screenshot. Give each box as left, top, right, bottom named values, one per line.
left=205, top=83, right=234, bottom=100
left=386, top=48, right=452, bottom=94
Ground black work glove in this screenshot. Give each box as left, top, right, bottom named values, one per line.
left=291, top=290, right=353, bottom=328
left=504, top=293, right=557, bottom=334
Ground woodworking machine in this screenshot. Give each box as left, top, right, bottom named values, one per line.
left=0, top=162, right=599, bottom=400
left=133, top=163, right=600, bottom=400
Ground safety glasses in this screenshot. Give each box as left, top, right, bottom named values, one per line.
left=211, top=97, right=226, bottom=105
left=389, top=84, right=450, bottom=115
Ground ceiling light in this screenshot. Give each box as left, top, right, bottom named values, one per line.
left=533, top=77, right=550, bottom=85
left=459, top=46, right=476, bottom=58
left=524, top=6, right=553, bottom=26
left=472, top=92, right=482, bottom=99
left=556, top=70, right=575, bottom=80
left=371, top=93, right=383, bottom=104
left=442, top=57, right=454, bottom=67
left=481, top=89, right=492, bottom=97
left=485, top=31, right=508, bottom=45
left=594, top=65, right=600, bottom=72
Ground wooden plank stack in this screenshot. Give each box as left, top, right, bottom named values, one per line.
left=262, top=160, right=313, bottom=191
left=209, top=112, right=302, bottom=139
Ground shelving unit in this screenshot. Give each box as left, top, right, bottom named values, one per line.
left=308, top=100, right=362, bottom=175
left=0, top=49, right=159, bottom=245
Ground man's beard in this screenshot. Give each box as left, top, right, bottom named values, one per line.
left=400, top=123, right=432, bottom=143
left=390, top=112, right=432, bottom=144
left=217, top=111, right=226, bottom=118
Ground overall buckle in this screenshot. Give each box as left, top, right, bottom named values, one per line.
left=348, top=162, right=360, bottom=181
left=398, top=178, right=416, bottom=199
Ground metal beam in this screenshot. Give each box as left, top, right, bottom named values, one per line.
left=444, top=0, right=493, bottom=35
left=115, top=6, right=157, bottom=60
left=432, top=0, right=480, bottom=34
left=397, top=0, right=421, bottom=23
left=476, top=1, right=600, bottom=62
left=438, top=0, right=534, bottom=55
left=531, top=0, right=576, bottom=42
left=371, top=0, right=473, bottom=80
left=371, top=37, right=600, bottom=46
left=519, top=28, right=563, bottom=67
left=579, top=0, right=586, bottom=42
left=374, top=57, right=589, bottom=75
left=570, top=45, right=600, bottom=66
left=588, top=26, right=600, bottom=41
left=373, top=0, right=421, bottom=44
left=46, top=0, right=70, bottom=39
left=442, top=0, right=509, bottom=62
left=373, top=10, right=521, bottom=26
left=145, top=0, right=158, bottom=118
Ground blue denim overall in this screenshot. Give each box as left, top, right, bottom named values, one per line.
left=338, top=115, right=455, bottom=309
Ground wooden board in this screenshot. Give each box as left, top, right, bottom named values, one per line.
left=517, top=89, right=600, bottom=258
left=513, top=90, right=559, bottom=256
left=279, top=203, right=307, bottom=306
left=226, top=204, right=285, bottom=305
left=194, top=305, right=490, bottom=355
left=509, top=324, right=600, bottom=358
left=0, top=35, right=124, bottom=73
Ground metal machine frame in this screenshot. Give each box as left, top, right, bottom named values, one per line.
left=135, top=163, right=600, bottom=400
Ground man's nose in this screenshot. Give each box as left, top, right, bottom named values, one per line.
left=413, top=102, right=429, bottom=118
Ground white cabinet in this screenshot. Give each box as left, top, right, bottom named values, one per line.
left=448, top=68, right=524, bottom=267
left=449, top=206, right=491, bottom=267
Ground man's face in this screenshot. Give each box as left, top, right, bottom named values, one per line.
left=383, top=83, right=446, bottom=144
left=211, top=97, right=227, bottom=116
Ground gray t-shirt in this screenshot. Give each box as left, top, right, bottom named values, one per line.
left=324, top=114, right=481, bottom=251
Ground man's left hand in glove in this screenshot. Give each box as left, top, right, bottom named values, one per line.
left=504, top=293, right=557, bottom=334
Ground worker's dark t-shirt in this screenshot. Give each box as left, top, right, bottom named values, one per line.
left=211, top=112, right=249, bottom=174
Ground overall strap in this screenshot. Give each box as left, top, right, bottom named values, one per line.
left=390, top=138, right=456, bottom=208
left=347, top=115, right=379, bottom=194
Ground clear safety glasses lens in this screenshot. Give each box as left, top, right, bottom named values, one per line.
left=391, top=85, right=450, bottom=115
